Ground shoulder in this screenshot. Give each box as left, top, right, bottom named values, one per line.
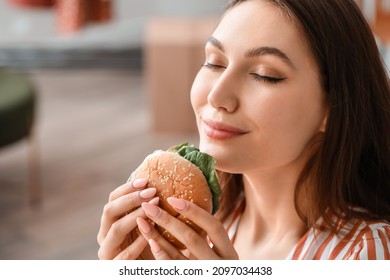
left=343, top=220, right=390, bottom=260
left=290, top=217, right=390, bottom=260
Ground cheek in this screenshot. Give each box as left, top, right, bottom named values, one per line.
left=255, top=79, right=325, bottom=132
left=190, top=72, right=210, bottom=115
left=274, top=96, right=325, bottom=154
left=246, top=87, right=326, bottom=166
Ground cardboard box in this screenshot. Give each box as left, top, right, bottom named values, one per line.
left=144, top=18, right=219, bottom=133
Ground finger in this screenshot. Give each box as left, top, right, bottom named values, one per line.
left=136, top=217, right=187, bottom=260
left=98, top=196, right=159, bottom=245
left=148, top=239, right=175, bottom=260
left=167, top=197, right=238, bottom=259
left=108, top=178, right=149, bottom=202
left=97, top=188, right=157, bottom=244
left=112, top=235, right=149, bottom=260
left=98, top=205, right=146, bottom=259
left=141, top=202, right=215, bottom=259
left=102, top=197, right=159, bottom=248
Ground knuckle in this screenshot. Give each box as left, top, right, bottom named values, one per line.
left=103, top=202, right=114, bottom=217
left=182, top=229, right=199, bottom=247
left=108, top=191, right=116, bottom=202
left=111, top=220, right=124, bottom=236
left=97, top=233, right=103, bottom=245
left=98, top=248, right=108, bottom=260
left=208, top=222, right=223, bottom=235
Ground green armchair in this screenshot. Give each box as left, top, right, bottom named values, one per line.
left=0, top=67, right=40, bottom=206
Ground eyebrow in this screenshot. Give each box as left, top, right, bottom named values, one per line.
left=207, top=36, right=296, bottom=70
left=207, top=36, right=225, bottom=52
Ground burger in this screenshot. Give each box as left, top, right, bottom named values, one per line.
left=128, top=143, right=221, bottom=250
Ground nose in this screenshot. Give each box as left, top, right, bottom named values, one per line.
left=207, top=69, right=239, bottom=113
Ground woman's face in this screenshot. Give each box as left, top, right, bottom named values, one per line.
left=191, top=0, right=327, bottom=174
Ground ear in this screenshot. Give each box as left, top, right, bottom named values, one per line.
left=319, top=110, right=328, bottom=132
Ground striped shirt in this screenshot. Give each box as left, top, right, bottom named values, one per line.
left=224, top=201, right=390, bottom=259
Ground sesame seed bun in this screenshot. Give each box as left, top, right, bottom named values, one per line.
left=131, top=150, right=213, bottom=250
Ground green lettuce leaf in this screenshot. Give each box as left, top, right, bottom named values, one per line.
left=171, top=143, right=221, bottom=214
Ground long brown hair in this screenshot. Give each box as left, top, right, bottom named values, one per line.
left=217, top=0, right=390, bottom=229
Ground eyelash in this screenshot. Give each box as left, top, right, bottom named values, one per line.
left=250, top=74, right=286, bottom=84
left=202, top=62, right=225, bottom=71
left=202, top=63, right=286, bottom=84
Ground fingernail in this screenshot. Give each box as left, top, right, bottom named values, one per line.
left=167, top=197, right=187, bottom=211
left=149, top=197, right=160, bottom=205
left=139, top=188, right=156, bottom=199
left=133, top=178, right=148, bottom=189
left=149, top=239, right=162, bottom=253
left=137, top=217, right=152, bottom=234
left=142, top=202, right=160, bottom=217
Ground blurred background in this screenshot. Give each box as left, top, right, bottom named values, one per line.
left=0, top=0, right=389, bottom=260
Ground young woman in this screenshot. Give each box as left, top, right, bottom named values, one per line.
left=97, top=0, right=390, bottom=259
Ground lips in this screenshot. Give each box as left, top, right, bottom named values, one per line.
left=202, top=119, right=249, bottom=140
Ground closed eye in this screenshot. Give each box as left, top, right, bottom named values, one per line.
left=251, top=73, right=286, bottom=84
left=202, top=62, right=226, bottom=71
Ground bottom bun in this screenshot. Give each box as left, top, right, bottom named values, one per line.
left=131, top=150, right=213, bottom=250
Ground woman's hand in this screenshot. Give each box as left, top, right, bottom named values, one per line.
left=97, top=178, right=159, bottom=260
left=136, top=197, right=239, bottom=260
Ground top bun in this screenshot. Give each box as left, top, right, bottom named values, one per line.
left=131, top=150, right=213, bottom=249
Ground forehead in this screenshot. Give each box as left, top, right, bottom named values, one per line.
left=217, top=1, right=298, bottom=39
left=212, top=0, right=314, bottom=69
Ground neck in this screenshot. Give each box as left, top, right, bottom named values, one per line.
left=246, top=165, right=306, bottom=234
left=233, top=166, right=308, bottom=259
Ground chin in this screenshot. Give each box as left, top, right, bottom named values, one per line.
left=199, top=139, right=238, bottom=173
left=198, top=138, right=218, bottom=157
